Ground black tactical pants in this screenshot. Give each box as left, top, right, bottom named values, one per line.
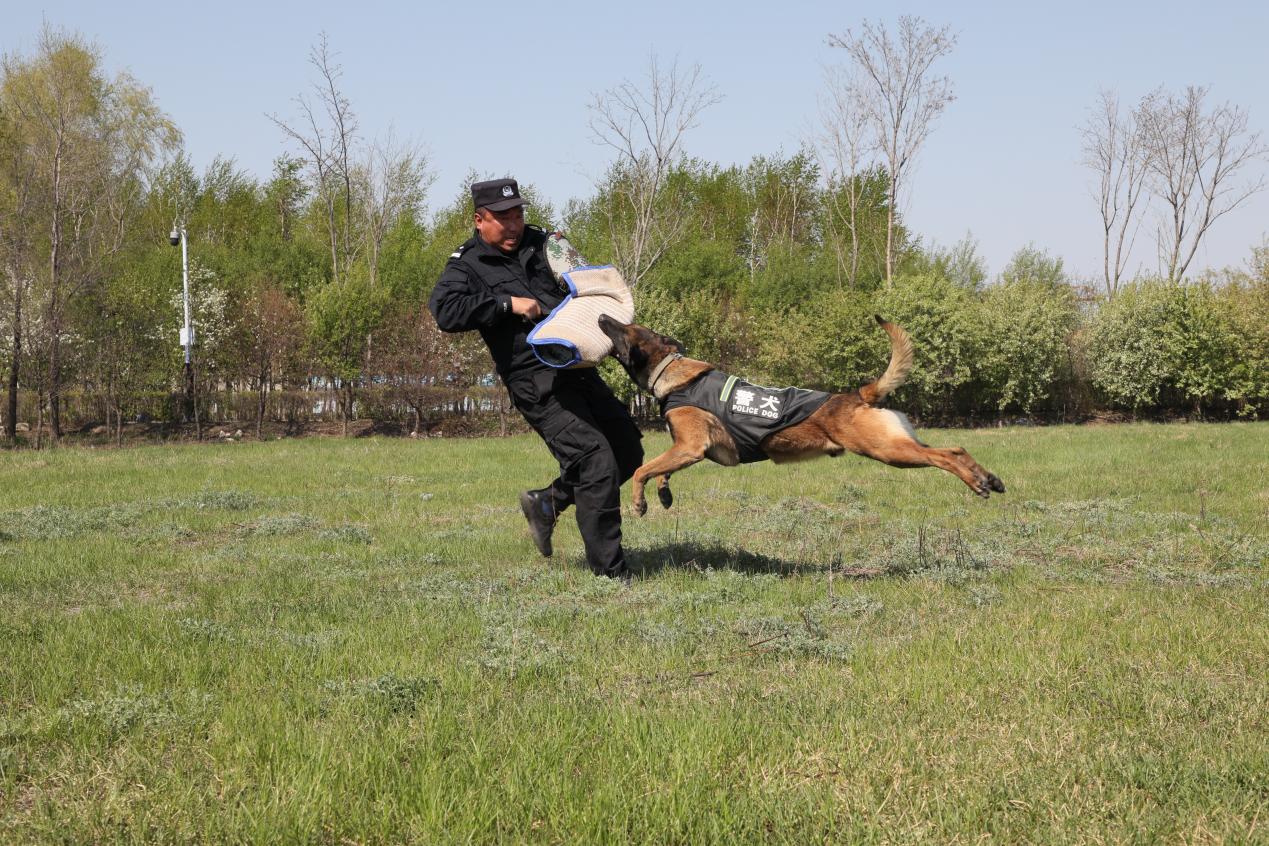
left=506, top=367, right=643, bottom=577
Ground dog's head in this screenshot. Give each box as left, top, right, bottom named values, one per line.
left=597, top=314, right=685, bottom=391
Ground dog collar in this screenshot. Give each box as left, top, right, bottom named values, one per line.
left=647, top=353, right=683, bottom=393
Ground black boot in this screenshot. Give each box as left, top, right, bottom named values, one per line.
left=519, top=489, right=557, bottom=557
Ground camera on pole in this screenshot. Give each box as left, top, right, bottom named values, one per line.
left=170, top=222, right=200, bottom=438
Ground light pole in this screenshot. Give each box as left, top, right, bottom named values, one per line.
left=169, top=224, right=200, bottom=438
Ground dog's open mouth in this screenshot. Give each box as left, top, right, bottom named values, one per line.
left=597, top=315, right=629, bottom=362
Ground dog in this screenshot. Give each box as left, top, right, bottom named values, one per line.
left=597, top=314, right=1005, bottom=516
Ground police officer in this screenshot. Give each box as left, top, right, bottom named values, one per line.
left=427, top=178, right=643, bottom=579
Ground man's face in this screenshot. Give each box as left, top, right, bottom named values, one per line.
left=475, top=206, right=525, bottom=252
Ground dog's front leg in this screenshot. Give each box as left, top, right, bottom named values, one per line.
left=628, top=409, right=716, bottom=516
left=630, top=448, right=704, bottom=516
left=656, top=475, right=673, bottom=509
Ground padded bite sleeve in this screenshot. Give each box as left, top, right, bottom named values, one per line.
left=527, top=265, right=634, bottom=368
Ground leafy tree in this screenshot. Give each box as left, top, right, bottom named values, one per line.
left=372, top=302, right=486, bottom=433
left=1165, top=281, right=1241, bottom=415
left=818, top=166, right=893, bottom=289
left=306, top=274, right=388, bottom=435
left=76, top=248, right=173, bottom=440
left=906, top=234, right=987, bottom=290
left=375, top=212, right=430, bottom=302
left=633, top=284, right=749, bottom=374
left=1085, top=281, right=1176, bottom=412
left=1, top=26, right=178, bottom=439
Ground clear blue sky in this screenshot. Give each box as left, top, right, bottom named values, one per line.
left=7, top=0, right=1269, bottom=282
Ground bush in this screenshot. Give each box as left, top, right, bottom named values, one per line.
left=1084, top=278, right=1249, bottom=416
left=634, top=284, right=751, bottom=371
left=752, top=288, right=886, bottom=392
left=974, top=278, right=1079, bottom=415
left=874, top=273, right=984, bottom=419
left=1216, top=267, right=1269, bottom=417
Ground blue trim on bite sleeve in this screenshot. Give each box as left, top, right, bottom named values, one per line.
left=527, top=264, right=614, bottom=369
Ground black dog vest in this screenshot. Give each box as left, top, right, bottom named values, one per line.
left=660, top=370, right=831, bottom=464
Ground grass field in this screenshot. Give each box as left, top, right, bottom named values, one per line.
left=1, top=422, right=1266, bottom=844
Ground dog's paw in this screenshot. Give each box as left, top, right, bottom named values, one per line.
left=631, top=498, right=648, bottom=517
left=658, top=486, right=673, bottom=509
left=971, top=471, right=1005, bottom=499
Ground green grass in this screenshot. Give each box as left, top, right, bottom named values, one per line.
left=1, top=423, right=1266, bottom=844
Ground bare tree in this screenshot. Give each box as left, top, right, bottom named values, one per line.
left=740, top=153, right=818, bottom=287
left=588, top=55, right=720, bottom=286
left=814, top=65, right=875, bottom=287
left=1137, top=85, right=1267, bottom=283
left=270, top=32, right=359, bottom=282
left=828, top=17, right=956, bottom=286
left=359, top=131, right=431, bottom=286
left=1081, top=89, right=1150, bottom=296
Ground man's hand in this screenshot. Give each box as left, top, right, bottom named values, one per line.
left=510, top=296, right=543, bottom=321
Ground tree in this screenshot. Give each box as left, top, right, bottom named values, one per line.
left=913, top=233, right=987, bottom=290
left=0, top=26, right=178, bottom=442
left=374, top=302, right=484, bottom=435
left=1136, top=85, right=1267, bottom=283
left=740, top=152, right=820, bottom=286
left=1220, top=245, right=1269, bottom=416
left=270, top=32, right=358, bottom=284
left=80, top=249, right=173, bottom=443
left=588, top=55, right=720, bottom=286
left=306, top=276, right=387, bottom=436
left=753, top=287, right=883, bottom=392
left=1082, top=89, right=1150, bottom=297
left=0, top=93, right=36, bottom=440
left=814, top=64, right=875, bottom=287
left=264, top=155, right=307, bottom=243
left=829, top=17, right=956, bottom=286
left=358, top=131, right=432, bottom=288
left=875, top=272, right=981, bottom=418
left=238, top=278, right=303, bottom=439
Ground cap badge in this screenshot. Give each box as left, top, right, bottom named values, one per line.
left=501, top=185, right=514, bottom=197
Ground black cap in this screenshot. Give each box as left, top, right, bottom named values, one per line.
left=471, top=178, right=529, bottom=212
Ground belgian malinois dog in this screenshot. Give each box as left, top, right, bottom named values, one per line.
left=597, top=314, right=1006, bottom=516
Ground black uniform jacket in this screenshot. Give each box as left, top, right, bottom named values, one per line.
left=428, top=225, right=567, bottom=381
left=660, top=370, right=831, bottom=464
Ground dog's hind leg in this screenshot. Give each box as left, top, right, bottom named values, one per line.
left=836, top=408, right=1006, bottom=498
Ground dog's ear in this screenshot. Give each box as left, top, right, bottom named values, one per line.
left=660, top=334, right=685, bottom=354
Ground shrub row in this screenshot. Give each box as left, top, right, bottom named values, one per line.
left=5, top=274, right=1265, bottom=440
left=631, top=273, right=1267, bottom=422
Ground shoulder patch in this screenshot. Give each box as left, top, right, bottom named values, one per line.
left=526, top=224, right=545, bottom=233
left=449, top=244, right=469, bottom=259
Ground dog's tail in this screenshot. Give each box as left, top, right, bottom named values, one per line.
left=858, top=315, right=914, bottom=405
